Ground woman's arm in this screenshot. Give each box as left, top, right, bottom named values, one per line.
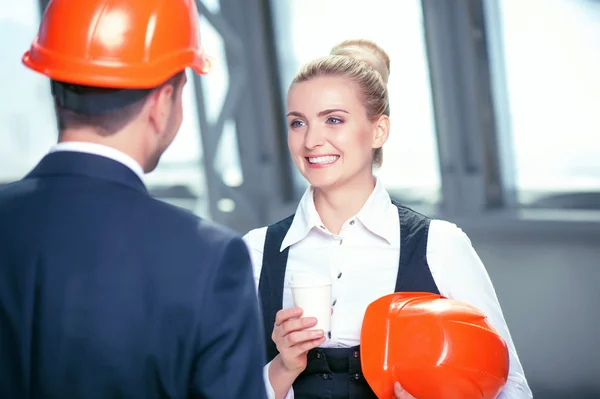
left=426, top=220, right=533, bottom=399
left=266, top=356, right=299, bottom=399
left=243, top=228, right=296, bottom=399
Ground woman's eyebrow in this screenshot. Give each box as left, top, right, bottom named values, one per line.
left=286, top=109, right=349, bottom=118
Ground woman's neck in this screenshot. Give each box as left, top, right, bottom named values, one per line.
left=313, top=173, right=376, bottom=235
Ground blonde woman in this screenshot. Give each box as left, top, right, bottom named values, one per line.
left=244, top=39, right=532, bottom=399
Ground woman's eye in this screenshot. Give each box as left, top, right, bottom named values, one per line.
left=290, top=120, right=305, bottom=128
left=326, top=117, right=343, bottom=124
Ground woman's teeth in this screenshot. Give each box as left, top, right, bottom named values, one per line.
left=308, top=155, right=339, bottom=164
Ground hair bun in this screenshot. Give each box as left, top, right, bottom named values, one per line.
left=330, top=39, right=390, bottom=84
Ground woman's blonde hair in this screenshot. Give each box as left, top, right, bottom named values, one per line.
left=291, top=39, right=391, bottom=167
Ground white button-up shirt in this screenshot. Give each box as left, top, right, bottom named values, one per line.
left=243, top=178, right=532, bottom=399
left=49, top=142, right=145, bottom=181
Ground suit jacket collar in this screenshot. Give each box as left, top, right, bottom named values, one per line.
left=27, top=151, right=148, bottom=194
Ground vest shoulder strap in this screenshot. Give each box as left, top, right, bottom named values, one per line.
left=258, top=214, right=295, bottom=362
left=392, top=200, right=439, bottom=294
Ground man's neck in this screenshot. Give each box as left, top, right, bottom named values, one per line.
left=59, top=130, right=147, bottom=172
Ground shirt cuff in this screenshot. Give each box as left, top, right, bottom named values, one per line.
left=263, top=360, right=294, bottom=399
left=496, top=375, right=533, bottom=399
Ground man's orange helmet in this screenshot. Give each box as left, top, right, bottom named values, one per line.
left=22, top=0, right=211, bottom=88
left=361, top=292, right=509, bottom=399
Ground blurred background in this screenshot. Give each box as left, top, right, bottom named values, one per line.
left=2, top=0, right=599, bottom=397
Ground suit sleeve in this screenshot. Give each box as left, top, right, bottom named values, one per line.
left=190, top=235, right=268, bottom=399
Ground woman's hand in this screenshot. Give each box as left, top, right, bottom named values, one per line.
left=272, top=306, right=327, bottom=375
left=394, top=382, right=416, bottom=399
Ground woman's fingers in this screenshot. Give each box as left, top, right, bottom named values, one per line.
left=289, top=336, right=327, bottom=356
left=393, top=382, right=416, bottom=399
left=275, top=307, right=303, bottom=325
left=273, top=307, right=326, bottom=365
left=273, top=308, right=318, bottom=342
left=284, top=328, right=324, bottom=347
left=279, top=316, right=318, bottom=335
left=272, top=317, right=318, bottom=343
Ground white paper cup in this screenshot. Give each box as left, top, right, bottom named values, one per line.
left=290, top=273, right=332, bottom=335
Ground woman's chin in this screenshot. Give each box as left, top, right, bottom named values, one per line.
left=305, top=173, right=344, bottom=190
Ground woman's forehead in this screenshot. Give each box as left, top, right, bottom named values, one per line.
left=287, top=76, right=361, bottom=112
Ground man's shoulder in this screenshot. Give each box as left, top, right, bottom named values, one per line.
left=145, top=196, right=242, bottom=247
left=0, top=178, right=40, bottom=212
left=0, top=178, right=34, bottom=196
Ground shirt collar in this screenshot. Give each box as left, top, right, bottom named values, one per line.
left=354, top=178, right=398, bottom=244
left=280, top=177, right=397, bottom=251
left=49, top=142, right=145, bottom=181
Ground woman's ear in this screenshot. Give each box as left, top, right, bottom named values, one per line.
left=372, top=114, right=390, bottom=149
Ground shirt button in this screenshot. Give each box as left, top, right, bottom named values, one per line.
left=337, top=272, right=342, bottom=279
left=354, top=373, right=360, bottom=380
left=353, top=351, right=359, bottom=358
left=349, top=220, right=355, bottom=225
left=322, top=373, right=329, bottom=380
left=339, top=239, right=343, bottom=246
left=316, top=352, right=322, bottom=359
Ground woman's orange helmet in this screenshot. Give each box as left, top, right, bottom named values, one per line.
left=361, top=292, right=509, bottom=399
left=22, top=0, right=211, bottom=88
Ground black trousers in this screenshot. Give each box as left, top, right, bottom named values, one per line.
left=293, top=346, right=378, bottom=399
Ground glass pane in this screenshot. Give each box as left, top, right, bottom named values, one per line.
left=0, top=0, right=238, bottom=219
left=0, top=0, right=57, bottom=183
left=497, top=0, right=600, bottom=207
left=147, top=0, right=244, bottom=217
left=143, top=67, right=211, bottom=218
left=270, top=0, right=441, bottom=205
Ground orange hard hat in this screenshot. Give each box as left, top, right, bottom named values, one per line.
left=361, top=292, right=509, bottom=399
left=22, top=0, right=211, bottom=89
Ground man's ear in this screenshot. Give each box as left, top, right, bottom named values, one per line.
left=372, top=114, right=390, bottom=149
left=147, top=83, right=175, bottom=135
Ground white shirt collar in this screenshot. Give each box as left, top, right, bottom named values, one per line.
left=49, top=142, right=145, bottom=181
left=281, top=177, right=397, bottom=251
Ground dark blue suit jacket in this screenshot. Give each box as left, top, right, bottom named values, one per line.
left=0, top=151, right=267, bottom=399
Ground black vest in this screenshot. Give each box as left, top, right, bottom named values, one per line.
left=258, top=201, right=440, bottom=399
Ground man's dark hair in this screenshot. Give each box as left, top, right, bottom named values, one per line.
left=55, top=71, right=185, bottom=136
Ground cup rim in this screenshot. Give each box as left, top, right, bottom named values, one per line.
left=289, top=282, right=333, bottom=288
left=289, top=272, right=332, bottom=288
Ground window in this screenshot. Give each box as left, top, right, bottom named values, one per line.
left=145, top=0, right=245, bottom=218
left=0, top=0, right=238, bottom=220
left=494, top=0, right=600, bottom=208
left=0, top=0, right=57, bottom=183
left=270, top=0, right=441, bottom=205
left=142, top=66, right=212, bottom=218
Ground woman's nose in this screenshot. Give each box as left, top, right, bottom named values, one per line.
left=304, top=126, right=326, bottom=149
